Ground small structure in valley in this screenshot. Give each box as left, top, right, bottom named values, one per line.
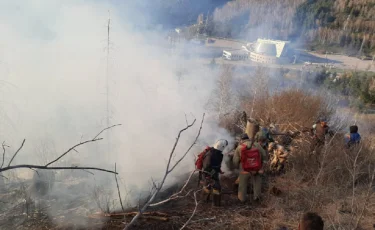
left=248, top=39, right=293, bottom=64
left=222, top=38, right=294, bottom=64
left=222, top=49, right=249, bottom=61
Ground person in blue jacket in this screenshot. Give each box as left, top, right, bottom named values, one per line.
left=345, top=125, right=361, bottom=148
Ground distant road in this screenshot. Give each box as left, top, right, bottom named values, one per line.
left=306, top=52, right=375, bottom=72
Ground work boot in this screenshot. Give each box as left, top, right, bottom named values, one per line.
left=201, top=187, right=211, bottom=202
left=212, top=189, right=221, bottom=207
left=252, top=196, right=261, bottom=205
left=212, top=193, right=221, bottom=207
left=234, top=198, right=247, bottom=206
left=233, top=183, right=239, bottom=192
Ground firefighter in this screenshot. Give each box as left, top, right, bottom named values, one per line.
left=345, top=125, right=361, bottom=148
left=255, top=126, right=275, bottom=150
left=310, top=118, right=333, bottom=153
left=232, top=134, right=268, bottom=203
left=201, top=139, right=228, bottom=207
left=232, top=133, right=251, bottom=192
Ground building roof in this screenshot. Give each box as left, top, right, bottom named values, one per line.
left=254, top=43, right=277, bottom=56
left=255, top=39, right=290, bottom=58
left=223, top=49, right=249, bottom=55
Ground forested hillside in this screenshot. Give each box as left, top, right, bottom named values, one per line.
left=211, top=0, right=304, bottom=40
left=206, top=0, right=375, bottom=56
left=295, top=0, right=375, bottom=56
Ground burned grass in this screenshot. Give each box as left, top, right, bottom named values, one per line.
left=1, top=88, right=375, bottom=229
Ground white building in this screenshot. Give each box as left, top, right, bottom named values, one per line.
left=249, top=39, right=292, bottom=64
left=222, top=49, right=249, bottom=61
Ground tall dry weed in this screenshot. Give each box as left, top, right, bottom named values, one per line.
left=213, top=71, right=375, bottom=229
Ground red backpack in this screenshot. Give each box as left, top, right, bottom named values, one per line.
left=240, top=142, right=262, bottom=172
left=195, top=146, right=212, bottom=170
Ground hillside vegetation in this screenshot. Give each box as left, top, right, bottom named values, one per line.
left=295, top=0, right=375, bottom=56
left=201, top=0, right=375, bottom=56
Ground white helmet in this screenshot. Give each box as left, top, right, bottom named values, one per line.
left=213, top=139, right=228, bottom=151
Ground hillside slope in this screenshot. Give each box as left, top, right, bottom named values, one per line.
left=207, top=0, right=375, bottom=56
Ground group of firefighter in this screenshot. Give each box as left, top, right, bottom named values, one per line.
left=196, top=116, right=362, bottom=207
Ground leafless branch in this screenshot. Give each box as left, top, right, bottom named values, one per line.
left=124, top=114, right=204, bottom=230
left=1, top=141, right=9, bottom=169
left=46, top=124, right=121, bottom=166
left=185, top=113, right=189, bottom=126
left=150, top=177, right=158, bottom=191
left=354, top=163, right=375, bottom=229
left=179, top=189, right=201, bottom=230
left=0, top=165, right=118, bottom=174
left=0, top=173, right=8, bottom=179
left=29, top=168, right=40, bottom=177
left=46, top=139, right=103, bottom=167
left=351, top=145, right=363, bottom=214
left=81, top=169, right=94, bottom=175
left=164, top=119, right=196, bottom=174
left=115, top=163, right=125, bottom=212
left=7, top=139, right=26, bottom=167
left=315, top=120, right=345, bottom=185
left=250, top=89, right=257, bottom=119
left=93, top=124, right=121, bottom=140
left=150, top=170, right=196, bottom=207
left=168, top=113, right=205, bottom=173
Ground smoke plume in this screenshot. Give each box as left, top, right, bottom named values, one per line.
left=0, top=0, right=234, bottom=222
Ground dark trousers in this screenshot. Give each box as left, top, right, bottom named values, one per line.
left=310, top=138, right=325, bottom=153
left=202, top=171, right=222, bottom=206
left=203, top=172, right=221, bottom=194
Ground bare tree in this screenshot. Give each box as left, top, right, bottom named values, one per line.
left=314, top=120, right=345, bottom=185
left=124, top=114, right=205, bottom=230
left=0, top=124, right=121, bottom=174
left=115, top=163, right=125, bottom=212
left=207, top=65, right=235, bottom=119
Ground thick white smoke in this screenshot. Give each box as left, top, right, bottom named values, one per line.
left=0, top=0, right=233, bottom=220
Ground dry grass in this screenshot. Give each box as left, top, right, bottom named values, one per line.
left=216, top=86, right=375, bottom=230
left=219, top=87, right=335, bottom=139
left=2, top=79, right=375, bottom=229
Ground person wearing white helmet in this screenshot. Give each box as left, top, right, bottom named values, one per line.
left=213, top=139, right=228, bottom=151
left=201, top=139, right=228, bottom=207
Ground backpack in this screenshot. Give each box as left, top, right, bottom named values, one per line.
left=240, top=141, right=262, bottom=172
left=195, top=146, right=212, bottom=170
